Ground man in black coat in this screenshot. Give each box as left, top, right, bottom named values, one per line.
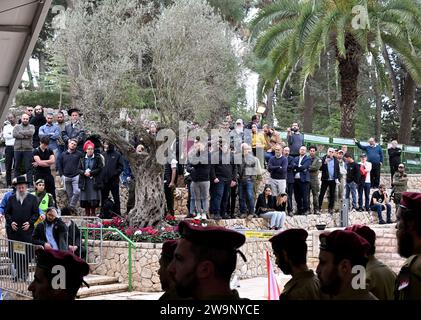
left=32, top=207, right=68, bottom=251
left=30, top=105, right=47, bottom=148
left=100, top=142, right=124, bottom=217
left=5, top=175, right=40, bottom=280
left=388, top=140, right=402, bottom=184
left=318, top=148, right=340, bottom=214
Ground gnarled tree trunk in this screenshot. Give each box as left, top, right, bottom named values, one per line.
left=337, top=34, right=362, bottom=138
left=129, top=163, right=165, bottom=227
left=398, top=74, right=416, bottom=144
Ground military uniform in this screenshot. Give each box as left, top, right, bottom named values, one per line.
left=331, top=287, right=378, bottom=300
left=280, top=270, right=322, bottom=300
left=395, top=246, right=421, bottom=300
left=309, top=156, right=322, bottom=213
left=366, top=256, right=396, bottom=300
left=392, top=171, right=408, bottom=209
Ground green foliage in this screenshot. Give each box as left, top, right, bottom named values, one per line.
left=15, top=90, right=70, bottom=108
left=207, top=0, right=247, bottom=25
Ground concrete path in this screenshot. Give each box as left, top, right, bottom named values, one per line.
left=79, top=275, right=292, bottom=300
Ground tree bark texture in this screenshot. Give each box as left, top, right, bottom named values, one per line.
left=337, top=34, right=362, bottom=138
left=398, top=73, right=416, bottom=144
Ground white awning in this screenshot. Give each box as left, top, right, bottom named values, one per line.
left=0, top=0, right=52, bottom=120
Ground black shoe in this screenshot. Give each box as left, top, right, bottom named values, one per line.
left=386, top=219, right=393, bottom=224
left=328, top=209, right=334, bottom=215
left=379, top=220, right=386, bottom=225
left=221, top=215, right=229, bottom=219
left=287, top=212, right=293, bottom=217
left=214, top=214, right=222, bottom=220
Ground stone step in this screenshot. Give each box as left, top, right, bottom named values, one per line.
left=76, top=283, right=129, bottom=299
left=83, top=274, right=119, bottom=287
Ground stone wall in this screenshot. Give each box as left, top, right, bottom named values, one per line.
left=87, top=218, right=405, bottom=292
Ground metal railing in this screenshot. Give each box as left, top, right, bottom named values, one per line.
left=80, top=227, right=135, bottom=292
left=60, top=216, right=103, bottom=265
left=0, top=238, right=38, bottom=299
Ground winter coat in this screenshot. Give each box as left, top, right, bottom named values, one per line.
left=101, top=148, right=124, bottom=184
left=32, top=218, right=68, bottom=250
left=320, top=155, right=340, bottom=181
left=5, top=193, right=40, bottom=243
left=30, top=114, right=47, bottom=148
left=13, top=123, right=35, bottom=151
left=78, top=154, right=104, bottom=191
left=292, top=155, right=311, bottom=182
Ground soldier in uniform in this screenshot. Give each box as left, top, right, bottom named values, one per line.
left=158, top=240, right=181, bottom=300
left=345, top=225, right=396, bottom=299
left=395, top=192, right=421, bottom=300
left=168, top=220, right=247, bottom=300
left=28, top=248, right=90, bottom=300
left=392, top=164, right=408, bottom=211
left=269, top=228, right=322, bottom=299
left=309, top=146, right=322, bottom=214
left=317, top=230, right=378, bottom=300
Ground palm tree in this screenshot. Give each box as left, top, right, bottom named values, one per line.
left=250, top=0, right=421, bottom=138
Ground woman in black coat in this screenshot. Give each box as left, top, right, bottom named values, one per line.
left=79, top=140, right=103, bottom=216
left=255, top=185, right=286, bottom=230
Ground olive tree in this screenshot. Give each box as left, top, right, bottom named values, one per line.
left=53, top=0, right=240, bottom=227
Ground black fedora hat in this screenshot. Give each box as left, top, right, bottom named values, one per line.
left=67, top=108, right=83, bottom=116
left=14, top=175, right=27, bottom=186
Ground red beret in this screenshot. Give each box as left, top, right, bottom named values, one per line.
left=344, top=225, right=376, bottom=249
left=400, top=192, right=421, bottom=211
left=35, top=249, right=89, bottom=284
left=83, top=140, right=95, bottom=152
left=269, top=228, right=308, bottom=251
left=319, top=230, right=370, bottom=261
left=161, top=240, right=178, bottom=259
left=178, top=220, right=245, bottom=250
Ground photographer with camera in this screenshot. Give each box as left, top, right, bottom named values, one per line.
left=287, top=122, right=304, bottom=157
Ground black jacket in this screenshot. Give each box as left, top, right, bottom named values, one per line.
left=186, top=153, right=211, bottom=182
left=101, top=148, right=124, bottom=183
left=59, top=149, right=83, bottom=177
left=346, top=161, right=361, bottom=184
left=5, top=193, right=40, bottom=243
left=79, top=154, right=104, bottom=191
left=67, top=220, right=86, bottom=259
left=388, top=147, right=402, bottom=168
left=255, top=194, right=277, bottom=216
left=209, top=151, right=237, bottom=182
left=32, top=219, right=68, bottom=250
left=320, top=156, right=340, bottom=181
left=30, top=113, right=47, bottom=148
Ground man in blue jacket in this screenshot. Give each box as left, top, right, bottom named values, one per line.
left=292, top=146, right=311, bottom=215
left=267, top=144, right=288, bottom=196
left=355, top=137, right=383, bottom=189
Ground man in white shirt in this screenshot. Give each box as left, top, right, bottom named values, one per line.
left=2, top=114, right=17, bottom=187
left=357, top=153, right=372, bottom=211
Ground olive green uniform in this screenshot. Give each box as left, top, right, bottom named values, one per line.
left=309, top=156, right=322, bottom=213
left=392, top=172, right=408, bottom=209
left=280, top=270, right=322, bottom=300
left=366, top=256, right=396, bottom=300
left=395, top=246, right=421, bottom=300
left=332, top=287, right=378, bottom=300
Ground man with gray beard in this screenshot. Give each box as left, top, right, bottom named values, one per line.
left=5, top=175, right=40, bottom=281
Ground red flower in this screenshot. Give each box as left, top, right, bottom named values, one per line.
left=103, top=221, right=112, bottom=227
left=165, top=215, right=176, bottom=221
left=125, top=227, right=136, bottom=236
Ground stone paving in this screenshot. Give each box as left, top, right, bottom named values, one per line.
left=79, top=275, right=292, bottom=300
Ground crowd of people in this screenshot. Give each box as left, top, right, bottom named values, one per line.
left=24, top=191, right=421, bottom=300
left=161, top=115, right=408, bottom=230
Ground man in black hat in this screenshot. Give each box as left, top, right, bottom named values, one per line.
left=4, top=175, right=40, bottom=280
left=269, top=228, right=322, bottom=299
left=28, top=248, right=90, bottom=300
left=63, top=108, right=86, bottom=153
left=168, top=220, right=246, bottom=300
